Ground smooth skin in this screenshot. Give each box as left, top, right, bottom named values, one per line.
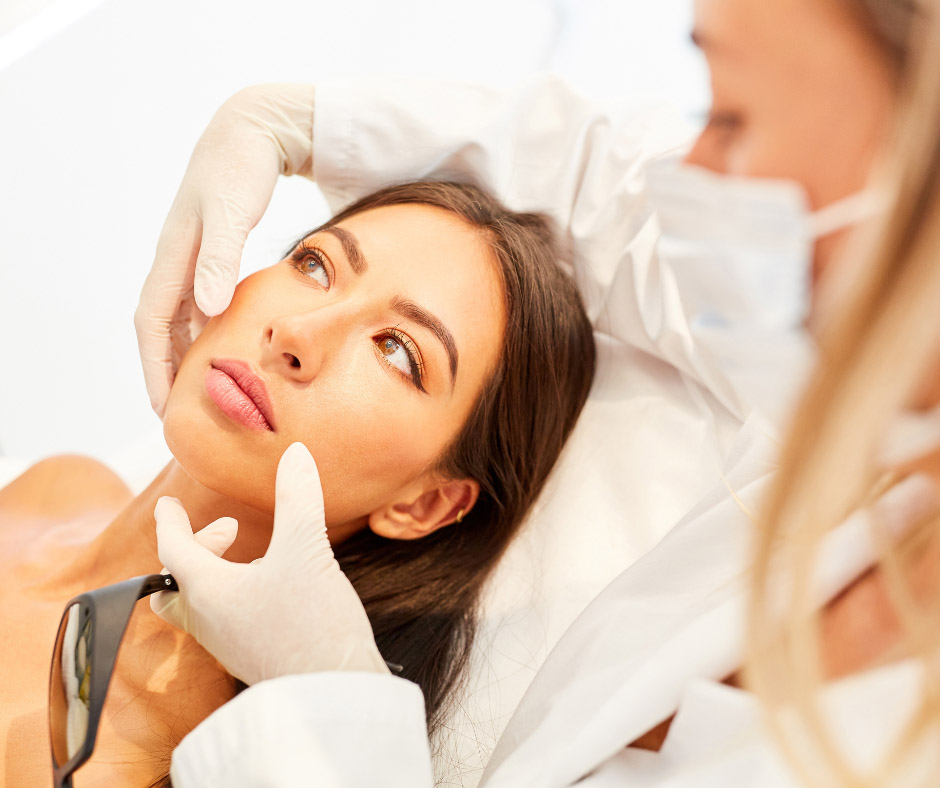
left=164, top=203, right=505, bottom=552
left=0, top=457, right=232, bottom=788
left=0, top=203, right=506, bottom=786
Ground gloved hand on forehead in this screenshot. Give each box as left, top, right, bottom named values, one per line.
left=151, top=442, right=390, bottom=685
left=136, top=84, right=317, bottom=418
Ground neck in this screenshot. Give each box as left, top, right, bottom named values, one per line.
left=56, top=460, right=274, bottom=590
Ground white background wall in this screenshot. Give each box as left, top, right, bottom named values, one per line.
left=0, top=0, right=707, bottom=469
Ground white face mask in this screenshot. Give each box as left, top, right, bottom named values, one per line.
left=644, top=157, right=885, bottom=330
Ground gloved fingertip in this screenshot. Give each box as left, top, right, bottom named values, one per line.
left=150, top=590, right=181, bottom=628
left=268, top=441, right=330, bottom=562
left=196, top=516, right=239, bottom=557
left=194, top=263, right=237, bottom=316
left=154, top=495, right=185, bottom=519
left=141, top=360, right=173, bottom=419
left=149, top=589, right=170, bottom=615
left=278, top=443, right=322, bottom=492
left=275, top=443, right=324, bottom=515
left=194, top=282, right=231, bottom=316
left=280, top=441, right=316, bottom=470
left=151, top=397, right=167, bottom=420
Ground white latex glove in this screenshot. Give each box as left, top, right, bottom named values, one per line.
left=136, top=84, right=317, bottom=417
left=150, top=442, right=390, bottom=685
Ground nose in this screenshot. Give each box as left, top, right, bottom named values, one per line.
left=683, top=129, right=725, bottom=173
left=263, top=307, right=345, bottom=383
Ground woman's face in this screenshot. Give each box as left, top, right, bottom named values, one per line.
left=163, top=203, right=505, bottom=534
left=686, top=0, right=898, bottom=271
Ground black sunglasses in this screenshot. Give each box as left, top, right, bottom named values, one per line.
left=48, top=573, right=178, bottom=788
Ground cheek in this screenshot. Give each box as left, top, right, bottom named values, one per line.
left=296, top=383, right=456, bottom=523
left=165, top=376, right=459, bottom=526
left=739, top=69, right=893, bottom=203
left=161, top=283, right=285, bottom=513
left=162, top=264, right=475, bottom=525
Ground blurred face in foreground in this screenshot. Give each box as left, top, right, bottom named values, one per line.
left=686, top=0, right=898, bottom=275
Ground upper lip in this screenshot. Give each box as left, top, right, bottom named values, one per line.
left=210, top=358, right=277, bottom=431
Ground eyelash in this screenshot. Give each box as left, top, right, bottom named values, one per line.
left=288, top=242, right=334, bottom=288
left=376, top=327, right=426, bottom=393
left=287, top=242, right=426, bottom=393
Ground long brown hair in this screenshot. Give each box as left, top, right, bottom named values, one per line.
left=153, top=181, right=594, bottom=788
left=316, top=181, right=596, bottom=733
left=747, top=2, right=940, bottom=785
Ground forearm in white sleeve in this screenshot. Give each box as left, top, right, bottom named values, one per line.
left=170, top=673, right=433, bottom=788
left=311, top=78, right=691, bottom=324
left=310, top=77, right=746, bottom=414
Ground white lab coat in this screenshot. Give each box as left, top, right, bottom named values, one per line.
left=167, top=76, right=867, bottom=787
left=171, top=414, right=939, bottom=788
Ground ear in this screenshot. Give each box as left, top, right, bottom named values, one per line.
left=369, top=478, right=480, bottom=541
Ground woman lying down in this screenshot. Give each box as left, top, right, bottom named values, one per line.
left=0, top=180, right=596, bottom=787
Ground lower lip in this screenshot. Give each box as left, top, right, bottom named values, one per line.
left=204, top=367, right=273, bottom=432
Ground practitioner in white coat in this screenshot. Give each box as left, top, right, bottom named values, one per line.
left=137, top=0, right=939, bottom=785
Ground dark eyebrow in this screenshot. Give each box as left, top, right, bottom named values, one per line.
left=392, top=297, right=458, bottom=385
left=321, top=226, right=367, bottom=275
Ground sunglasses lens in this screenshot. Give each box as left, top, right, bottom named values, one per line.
left=50, top=603, right=92, bottom=767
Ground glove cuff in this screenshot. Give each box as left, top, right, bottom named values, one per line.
left=231, top=83, right=317, bottom=179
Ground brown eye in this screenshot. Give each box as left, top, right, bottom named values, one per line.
left=289, top=245, right=332, bottom=289
left=373, top=330, right=426, bottom=393
left=298, top=255, right=330, bottom=287
left=375, top=334, right=412, bottom=375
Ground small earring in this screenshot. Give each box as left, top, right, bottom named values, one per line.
left=456, top=509, right=465, bottom=523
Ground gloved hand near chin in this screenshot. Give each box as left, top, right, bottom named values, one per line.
left=150, top=442, right=390, bottom=685
left=135, top=84, right=317, bottom=418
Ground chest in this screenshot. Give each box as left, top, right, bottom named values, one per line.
left=0, top=591, right=62, bottom=787
left=0, top=516, right=237, bottom=787
left=0, top=512, right=99, bottom=778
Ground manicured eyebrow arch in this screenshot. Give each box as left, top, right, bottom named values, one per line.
left=321, top=226, right=367, bottom=275
left=392, top=297, right=458, bottom=384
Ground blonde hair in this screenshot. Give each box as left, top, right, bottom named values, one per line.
left=746, top=1, right=940, bottom=785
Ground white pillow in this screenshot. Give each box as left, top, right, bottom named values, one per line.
left=431, top=330, right=747, bottom=786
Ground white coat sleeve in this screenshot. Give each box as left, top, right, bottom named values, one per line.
left=170, top=673, right=434, bottom=788
left=312, top=75, right=692, bottom=322
left=310, top=77, right=747, bottom=416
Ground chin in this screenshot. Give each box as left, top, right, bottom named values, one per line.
left=163, top=387, right=278, bottom=514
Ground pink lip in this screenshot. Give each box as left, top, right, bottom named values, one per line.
left=204, top=359, right=276, bottom=432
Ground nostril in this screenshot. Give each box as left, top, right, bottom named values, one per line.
left=284, top=353, right=301, bottom=369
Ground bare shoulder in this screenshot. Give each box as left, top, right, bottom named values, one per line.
left=0, top=455, right=132, bottom=518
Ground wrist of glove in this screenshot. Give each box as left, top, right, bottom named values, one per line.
left=136, top=83, right=316, bottom=417
left=175, top=82, right=318, bottom=316
left=203, top=83, right=317, bottom=181
left=151, top=442, right=391, bottom=685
